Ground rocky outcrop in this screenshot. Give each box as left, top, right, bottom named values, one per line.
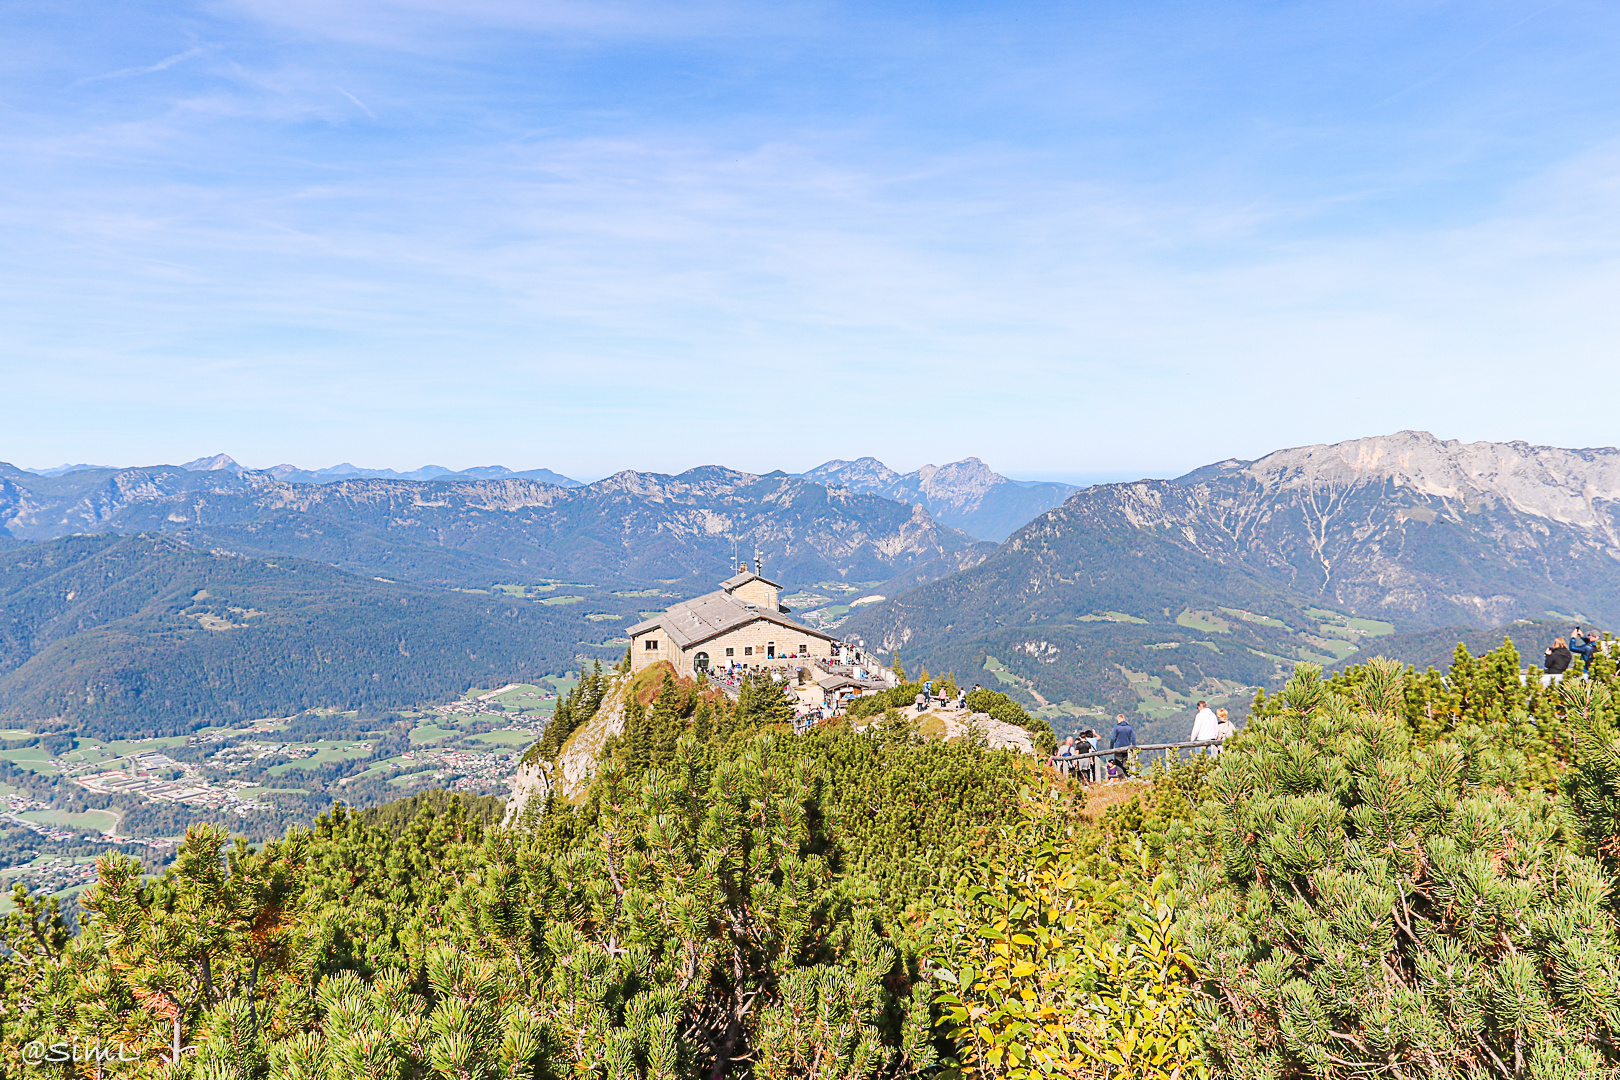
left=503, top=674, right=633, bottom=826
left=937, top=710, right=1035, bottom=754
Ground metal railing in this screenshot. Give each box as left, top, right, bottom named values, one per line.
left=1051, top=738, right=1224, bottom=780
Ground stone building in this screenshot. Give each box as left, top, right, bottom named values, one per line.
left=627, top=560, right=839, bottom=679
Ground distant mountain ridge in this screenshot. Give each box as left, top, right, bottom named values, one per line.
left=0, top=462, right=976, bottom=591
left=17, top=455, right=582, bottom=486
left=843, top=430, right=1620, bottom=740
left=181, top=454, right=584, bottom=487
left=801, top=456, right=1078, bottom=541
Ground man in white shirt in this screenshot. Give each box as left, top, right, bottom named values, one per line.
left=1190, top=700, right=1219, bottom=751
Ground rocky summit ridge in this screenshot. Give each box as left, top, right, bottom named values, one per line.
left=801, top=455, right=1077, bottom=542
left=1188, top=430, right=1620, bottom=534
left=842, top=431, right=1620, bottom=735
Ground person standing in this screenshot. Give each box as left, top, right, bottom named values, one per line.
left=1213, top=708, right=1235, bottom=756
left=1110, top=714, right=1136, bottom=779
left=1080, top=728, right=1101, bottom=781
left=1056, top=736, right=1075, bottom=777
left=1190, top=700, right=1219, bottom=751
left=1570, top=628, right=1597, bottom=671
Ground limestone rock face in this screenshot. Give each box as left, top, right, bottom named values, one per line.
left=979, top=429, right=1620, bottom=630
left=503, top=673, right=633, bottom=827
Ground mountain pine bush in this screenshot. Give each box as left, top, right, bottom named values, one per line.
left=1186, top=663, right=1620, bottom=1079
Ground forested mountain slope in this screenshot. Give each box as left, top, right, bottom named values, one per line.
left=0, top=464, right=974, bottom=589
left=803, top=456, right=1077, bottom=541
left=0, top=535, right=590, bottom=734
left=845, top=431, right=1620, bottom=728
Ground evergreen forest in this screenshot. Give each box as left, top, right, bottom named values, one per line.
left=5, top=638, right=1620, bottom=1079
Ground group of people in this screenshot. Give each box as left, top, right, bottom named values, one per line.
left=1544, top=627, right=1603, bottom=675
left=1051, top=699, right=1236, bottom=782
left=912, top=680, right=970, bottom=713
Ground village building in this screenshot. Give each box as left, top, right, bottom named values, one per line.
left=627, top=558, right=840, bottom=679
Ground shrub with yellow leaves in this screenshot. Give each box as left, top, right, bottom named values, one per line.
left=931, top=790, right=1208, bottom=1080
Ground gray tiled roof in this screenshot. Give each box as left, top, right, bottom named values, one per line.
left=721, top=570, right=782, bottom=591
left=628, top=588, right=835, bottom=650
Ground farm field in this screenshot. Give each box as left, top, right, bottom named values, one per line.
left=19, top=808, right=119, bottom=832
left=468, top=730, right=534, bottom=747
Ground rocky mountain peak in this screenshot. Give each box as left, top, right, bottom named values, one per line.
left=913, top=457, right=1001, bottom=504
left=801, top=457, right=901, bottom=494
left=181, top=453, right=242, bottom=473
left=1235, top=431, right=1620, bottom=527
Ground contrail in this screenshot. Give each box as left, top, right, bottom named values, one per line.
left=74, top=45, right=212, bottom=86
left=337, top=87, right=378, bottom=119
left=1373, top=0, right=1562, bottom=109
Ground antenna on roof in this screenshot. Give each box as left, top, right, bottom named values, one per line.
left=754, top=547, right=763, bottom=576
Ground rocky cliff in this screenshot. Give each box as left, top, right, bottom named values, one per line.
left=503, top=672, right=634, bottom=825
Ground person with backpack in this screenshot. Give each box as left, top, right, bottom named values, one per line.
left=1110, top=713, right=1136, bottom=779
left=1056, top=736, right=1075, bottom=777
left=1079, top=728, right=1101, bottom=781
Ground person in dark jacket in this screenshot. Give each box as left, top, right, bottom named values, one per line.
left=1545, top=638, right=1573, bottom=675
left=1109, top=713, right=1136, bottom=779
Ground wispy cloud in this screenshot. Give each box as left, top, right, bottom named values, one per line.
left=73, top=45, right=215, bottom=86
left=5, top=0, right=1620, bottom=475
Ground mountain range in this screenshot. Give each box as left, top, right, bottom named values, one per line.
left=0, top=463, right=979, bottom=590
left=6, top=432, right=1616, bottom=739
left=0, top=460, right=999, bottom=728
left=800, top=456, right=1077, bottom=542
left=844, top=430, right=1620, bottom=740
left=26, top=455, right=585, bottom=487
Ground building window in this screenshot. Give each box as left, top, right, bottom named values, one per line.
left=767, top=643, right=776, bottom=658
left=645, top=639, right=658, bottom=650
left=725, top=647, right=734, bottom=657
left=694, top=652, right=709, bottom=671
left=744, top=646, right=753, bottom=656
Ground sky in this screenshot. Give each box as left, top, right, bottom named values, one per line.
left=4, top=0, right=1620, bottom=482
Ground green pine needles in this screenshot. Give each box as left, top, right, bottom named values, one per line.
left=1185, top=663, right=1620, bottom=1079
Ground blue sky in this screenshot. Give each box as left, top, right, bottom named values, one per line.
left=4, top=0, right=1619, bottom=481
